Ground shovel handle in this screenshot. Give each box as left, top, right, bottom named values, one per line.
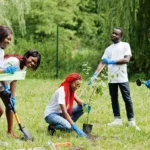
left=13, top=113, right=21, bottom=124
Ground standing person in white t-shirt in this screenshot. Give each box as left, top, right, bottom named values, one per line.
left=0, top=49, right=41, bottom=138
left=88, top=27, right=140, bottom=130
left=44, top=73, right=91, bottom=137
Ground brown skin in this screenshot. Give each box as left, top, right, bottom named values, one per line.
left=0, top=34, right=12, bottom=49
left=60, top=79, right=83, bottom=126
left=25, top=56, right=38, bottom=69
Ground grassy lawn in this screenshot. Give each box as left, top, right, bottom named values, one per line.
left=0, top=79, right=150, bottom=150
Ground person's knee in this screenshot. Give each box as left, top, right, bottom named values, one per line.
left=59, top=121, right=72, bottom=130
left=57, top=120, right=71, bottom=130
left=64, top=123, right=72, bottom=130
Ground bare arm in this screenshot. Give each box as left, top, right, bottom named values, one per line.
left=10, top=80, right=17, bottom=97
left=60, top=104, right=74, bottom=125
left=1, top=81, right=6, bottom=87
left=116, top=55, right=131, bottom=64
left=95, top=61, right=106, bottom=76
left=74, top=94, right=82, bottom=105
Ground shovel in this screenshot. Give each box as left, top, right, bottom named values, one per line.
left=7, top=94, right=33, bottom=141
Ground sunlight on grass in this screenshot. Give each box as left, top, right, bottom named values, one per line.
left=1, top=79, right=150, bottom=150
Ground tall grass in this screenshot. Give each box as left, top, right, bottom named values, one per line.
left=0, top=79, right=150, bottom=150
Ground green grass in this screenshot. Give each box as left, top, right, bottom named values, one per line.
left=1, top=79, right=150, bottom=150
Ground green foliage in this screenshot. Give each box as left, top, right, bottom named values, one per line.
left=132, top=0, right=150, bottom=78
left=1, top=0, right=150, bottom=79
left=82, top=62, right=107, bottom=124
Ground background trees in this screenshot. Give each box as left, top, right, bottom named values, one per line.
left=0, top=0, right=149, bottom=79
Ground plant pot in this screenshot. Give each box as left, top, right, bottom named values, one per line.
left=83, top=123, right=93, bottom=134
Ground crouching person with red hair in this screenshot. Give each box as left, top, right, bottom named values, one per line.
left=44, top=73, right=90, bottom=137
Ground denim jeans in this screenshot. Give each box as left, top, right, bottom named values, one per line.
left=45, top=104, right=83, bottom=130
left=108, top=82, right=134, bottom=121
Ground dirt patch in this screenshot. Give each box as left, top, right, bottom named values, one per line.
left=87, top=134, right=99, bottom=141
left=69, top=146, right=83, bottom=150
left=88, top=133, right=107, bottom=141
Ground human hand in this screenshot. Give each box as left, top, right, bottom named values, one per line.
left=88, top=72, right=98, bottom=85
left=102, top=58, right=116, bottom=65
left=3, top=84, right=11, bottom=95
left=72, top=124, right=87, bottom=137
left=4, top=66, right=18, bottom=74
left=83, top=103, right=91, bottom=113
left=144, top=80, right=150, bottom=88
left=8, top=96, right=16, bottom=111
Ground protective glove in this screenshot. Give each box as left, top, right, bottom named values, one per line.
left=82, top=103, right=91, bottom=113
left=102, top=58, right=116, bottom=65
left=8, top=96, right=16, bottom=111
left=4, top=66, right=18, bottom=74
left=144, top=80, right=150, bottom=88
left=88, top=72, right=98, bottom=85
left=72, top=124, right=87, bottom=138
left=3, top=84, right=11, bottom=95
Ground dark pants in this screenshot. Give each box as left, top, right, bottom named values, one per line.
left=45, top=105, right=83, bottom=130
left=108, top=82, right=134, bottom=121
left=0, top=91, right=10, bottom=108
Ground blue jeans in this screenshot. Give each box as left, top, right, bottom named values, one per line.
left=108, top=82, right=134, bottom=121
left=45, top=105, right=83, bottom=130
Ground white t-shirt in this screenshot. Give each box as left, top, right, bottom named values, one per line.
left=102, top=41, right=132, bottom=83
left=0, top=57, right=24, bottom=87
left=0, top=48, right=4, bottom=69
left=44, top=86, right=66, bottom=118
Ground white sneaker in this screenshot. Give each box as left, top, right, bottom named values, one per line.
left=128, top=120, right=141, bottom=131
left=108, top=118, right=122, bottom=126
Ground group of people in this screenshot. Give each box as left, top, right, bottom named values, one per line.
left=44, top=27, right=150, bottom=138
left=1, top=25, right=150, bottom=139
left=0, top=25, right=41, bottom=138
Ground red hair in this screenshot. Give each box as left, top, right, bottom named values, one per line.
left=4, top=54, right=23, bottom=61
left=60, top=73, right=82, bottom=115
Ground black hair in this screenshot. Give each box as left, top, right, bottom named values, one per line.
left=22, top=49, right=41, bottom=70
left=0, top=25, right=12, bottom=43
left=114, top=27, right=124, bottom=37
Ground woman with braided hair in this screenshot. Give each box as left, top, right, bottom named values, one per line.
left=44, top=73, right=90, bottom=137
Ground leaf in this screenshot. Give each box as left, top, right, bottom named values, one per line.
left=111, top=74, right=114, bottom=78
left=116, top=73, right=119, bottom=78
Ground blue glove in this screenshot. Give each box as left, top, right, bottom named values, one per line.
left=102, top=58, right=116, bottom=65
left=88, top=72, right=98, bottom=85
left=3, top=84, right=11, bottom=94
left=144, top=80, right=150, bottom=88
left=4, top=66, right=18, bottom=74
left=83, top=103, right=91, bottom=113
left=72, top=124, right=87, bottom=137
left=8, top=96, right=16, bottom=111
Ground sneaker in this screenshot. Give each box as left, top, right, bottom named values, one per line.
left=7, top=131, right=19, bottom=138
left=128, top=121, right=141, bottom=131
left=108, top=118, right=122, bottom=126
left=48, top=124, right=56, bottom=136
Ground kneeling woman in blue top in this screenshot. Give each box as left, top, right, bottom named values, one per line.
left=44, top=73, right=91, bottom=137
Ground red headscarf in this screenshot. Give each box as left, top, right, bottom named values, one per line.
left=60, top=73, right=82, bottom=115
